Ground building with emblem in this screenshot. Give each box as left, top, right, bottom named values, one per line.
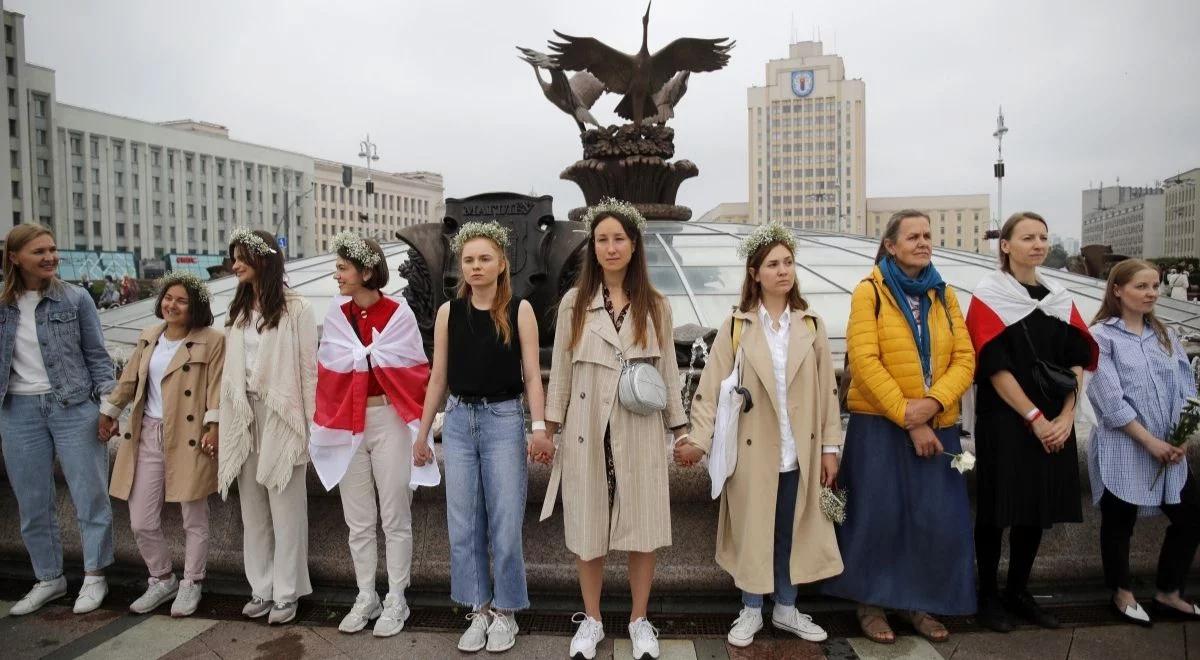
left=747, top=41, right=866, bottom=233
left=865, top=194, right=992, bottom=254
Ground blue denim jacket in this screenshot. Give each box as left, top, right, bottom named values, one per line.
left=0, top=278, right=116, bottom=405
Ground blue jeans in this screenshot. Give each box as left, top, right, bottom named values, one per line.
left=0, top=394, right=113, bottom=580
left=742, top=468, right=800, bottom=609
left=442, top=395, right=529, bottom=611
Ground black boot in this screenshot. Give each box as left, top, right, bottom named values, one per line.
left=976, top=592, right=1014, bottom=633
left=1003, top=589, right=1060, bottom=629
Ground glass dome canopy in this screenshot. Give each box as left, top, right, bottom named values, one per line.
left=99, top=222, right=1200, bottom=361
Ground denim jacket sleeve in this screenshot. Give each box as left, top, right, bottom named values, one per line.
left=75, top=286, right=116, bottom=398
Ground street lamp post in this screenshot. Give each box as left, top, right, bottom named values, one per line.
left=993, top=107, right=1008, bottom=230
left=279, top=177, right=315, bottom=259
left=358, top=135, right=380, bottom=231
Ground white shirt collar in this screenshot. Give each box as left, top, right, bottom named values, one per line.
left=758, top=304, right=791, bottom=330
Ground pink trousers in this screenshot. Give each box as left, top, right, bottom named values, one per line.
left=128, top=416, right=210, bottom=581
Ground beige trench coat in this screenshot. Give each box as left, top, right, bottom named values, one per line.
left=688, top=307, right=844, bottom=594
left=102, top=324, right=225, bottom=503
left=540, top=288, right=687, bottom=560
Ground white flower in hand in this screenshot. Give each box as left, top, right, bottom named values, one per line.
left=949, top=451, right=976, bottom=474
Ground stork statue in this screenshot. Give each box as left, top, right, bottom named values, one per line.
left=516, top=47, right=605, bottom=133
left=548, top=1, right=733, bottom=127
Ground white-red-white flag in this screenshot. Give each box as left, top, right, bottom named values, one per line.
left=309, top=296, right=439, bottom=490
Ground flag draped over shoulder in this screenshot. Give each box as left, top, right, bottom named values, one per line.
left=309, top=296, right=439, bottom=490
left=964, top=270, right=1098, bottom=370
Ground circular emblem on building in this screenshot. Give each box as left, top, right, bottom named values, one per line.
left=791, top=70, right=815, bottom=97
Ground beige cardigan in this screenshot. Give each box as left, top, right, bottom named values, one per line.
left=217, top=293, right=318, bottom=496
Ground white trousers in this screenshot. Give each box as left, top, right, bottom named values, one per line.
left=339, top=404, right=414, bottom=596
left=238, top=398, right=312, bottom=603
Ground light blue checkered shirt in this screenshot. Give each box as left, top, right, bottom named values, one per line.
left=1086, top=318, right=1198, bottom=512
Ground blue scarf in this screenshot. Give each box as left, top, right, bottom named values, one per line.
left=879, top=256, right=946, bottom=383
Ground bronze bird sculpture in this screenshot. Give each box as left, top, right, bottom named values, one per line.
left=517, top=46, right=605, bottom=133
left=650, top=71, right=689, bottom=124
left=548, top=1, right=733, bottom=127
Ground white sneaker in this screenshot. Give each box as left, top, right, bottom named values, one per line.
left=486, top=610, right=518, bottom=652
left=73, top=576, right=108, bottom=614
left=458, top=611, right=491, bottom=652
left=569, top=613, right=605, bottom=660
left=130, top=575, right=179, bottom=614
left=772, top=605, right=827, bottom=642
left=372, top=593, right=410, bottom=638
left=171, top=580, right=202, bottom=618
left=9, top=577, right=68, bottom=616
left=242, top=596, right=272, bottom=618
left=628, top=617, right=659, bottom=660
left=338, top=591, right=382, bottom=634
left=727, top=607, right=764, bottom=647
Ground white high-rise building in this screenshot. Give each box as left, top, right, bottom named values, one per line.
left=1081, top=184, right=1164, bottom=258
left=747, top=41, right=865, bottom=232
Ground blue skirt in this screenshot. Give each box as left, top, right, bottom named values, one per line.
left=821, top=414, right=976, bottom=615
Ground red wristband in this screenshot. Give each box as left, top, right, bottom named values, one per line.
left=1026, top=409, right=1044, bottom=426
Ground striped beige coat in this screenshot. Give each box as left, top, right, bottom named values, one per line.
left=540, top=287, right=687, bottom=560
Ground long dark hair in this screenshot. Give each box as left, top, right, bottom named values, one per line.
left=456, top=235, right=514, bottom=345
left=1092, top=258, right=1172, bottom=352
left=737, top=240, right=808, bottom=313
left=226, top=229, right=288, bottom=331
left=568, top=211, right=665, bottom=350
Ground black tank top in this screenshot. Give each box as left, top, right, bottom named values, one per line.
left=447, top=297, right=524, bottom=398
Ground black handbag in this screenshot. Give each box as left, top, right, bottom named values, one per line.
left=1020, top=320, right=1078, bottom=400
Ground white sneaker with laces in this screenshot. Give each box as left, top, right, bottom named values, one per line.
left=73, top=576, right=108, bottom=614
left=130, top=575, right=179, bottom=614
left=628, top=617, right=660, bottom=660
left=458, top=611, right=491, bottom=652
left=569, top=613, right=605, bottom=660
left=772, top=604, right=827, bottom=642
left=171, top=580, right=202, bottom=617
left=338, top=591, right=382, bottom=634
left=242, top=596, right=272, bottom=618
left=9, top=577, right=68, bottom=616
left=486, top=610, right=518, bottom=652
left=727, top=607, right=763, bottom=647
left=372, top=593, right=410, bottom=638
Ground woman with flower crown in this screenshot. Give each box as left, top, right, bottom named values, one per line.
left=310, top=232, right=435, bottom=638
left=678, top=221, right=844, bottom=648
left=820, top=210, right=977, bottom=645
left=1085, top=259, right=1200, bottom=626
left=217, top=228, right=318, bottom=626
left=541, top=199, right=688, bottom=660
left=412, top=221, right=550, bottom=654
left=99, top=272, right=223, bottom=617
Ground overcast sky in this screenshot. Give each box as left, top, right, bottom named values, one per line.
left=10, top=0, right=1199, bottom=240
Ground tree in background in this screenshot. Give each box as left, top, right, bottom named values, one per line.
left=1044, top=244, right=1069, bottom=269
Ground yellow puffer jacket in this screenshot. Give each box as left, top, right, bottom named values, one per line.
left=845, top=266, right=975, bottom=429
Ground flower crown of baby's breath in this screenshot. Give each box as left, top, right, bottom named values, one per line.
left=331, top=231, right=381, bottom=268
left=230, top=228, right=277, bottom=256
left=156, top=271, right=210, bottom=304
left=736, top=221, right=797, bottom=260
left=581, top=197, right=647, bottom=232
left=450, top=221, right=511, bottom=253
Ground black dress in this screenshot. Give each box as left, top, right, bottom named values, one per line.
left=974, top=283, right=1091, bottom=529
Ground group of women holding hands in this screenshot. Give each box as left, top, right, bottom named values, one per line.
left=0, top=199, right=1197, bottom=659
